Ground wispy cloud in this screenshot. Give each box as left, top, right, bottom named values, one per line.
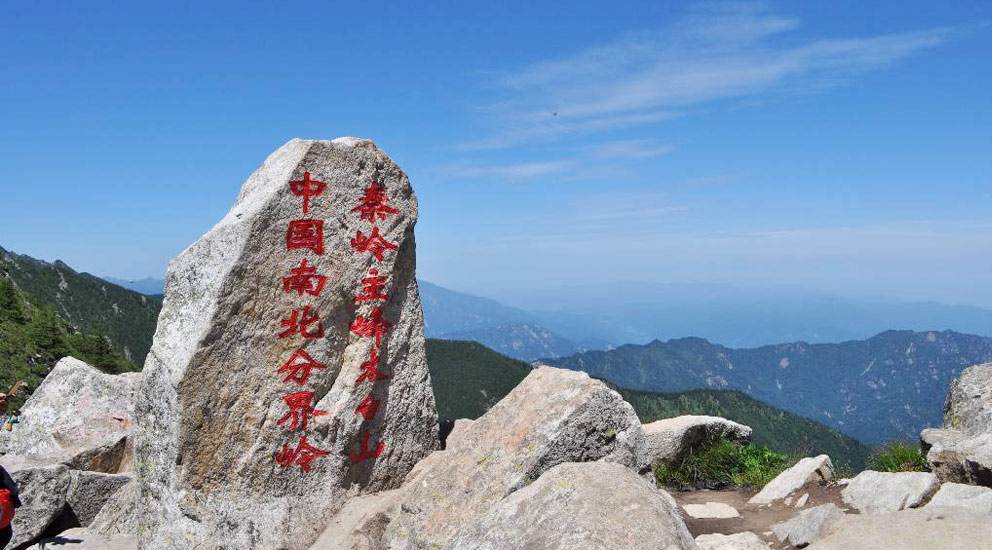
left=581, top=139, right=675, bottom=160
left=439, top=159, right=574, bottom=181
left=468, top=2, right=951, bottom=149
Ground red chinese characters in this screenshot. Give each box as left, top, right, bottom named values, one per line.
left=279, top=306, right=325, bottom=339
left=287, top=219, right=325, bottom=255
left=289, top=171, right=327, bottom=215
left=347, top=180, right=401, bottom=464
left=276, top=435, right=330, bottom=473
left=274, top=172, right=331, bottom=473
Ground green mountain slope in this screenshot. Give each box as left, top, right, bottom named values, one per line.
left=0, top=246, right=162, bottom=366
left=426, top=339, right=870, bottom=468
left=0, top=277, right=138, bottom=412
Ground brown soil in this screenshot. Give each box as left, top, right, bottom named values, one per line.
left=672, top=482, right=851, bottom=548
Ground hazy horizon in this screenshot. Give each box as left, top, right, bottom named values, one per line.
left=3, top=1, right=990, bottom=308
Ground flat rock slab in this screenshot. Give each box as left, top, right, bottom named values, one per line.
left=922, top=428, right=992, bottom=487
left=772, top=503, right=845, bottom=548
left=448, top=462, right=697, bottom=550
left=683, top=502, right=741, bottom=519
left=639, top=415, right=752, bottom=471
left=841, top=470, right=939, bottom=514
left=695, top=532, right=769, bottom=550
left=925, top=482, right=992, bottom=513
left=809, top=506, right=992, bottom=550
left=748, top=455, right=833, bottom=505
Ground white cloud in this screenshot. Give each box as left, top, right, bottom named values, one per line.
left=471, top=2, right=951, bottom=148
left=440, top=159, right=574, bottom=181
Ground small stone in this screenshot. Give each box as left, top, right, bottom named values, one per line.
left=841, top=470, right=940, bottom=514
left=771, top=503, right=844, bottom=547
left=748, top=455, right=833, bottom=505
left=795, top=492, right=810, bottom=508
left=695, top=531, right=770, bottom=550
left=683, top=501, right=741, bottom=519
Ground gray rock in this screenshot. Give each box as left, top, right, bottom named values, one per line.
left=942, top=362, right=992, bottom=435
left=808, top=506, right=992, bottom=549
left=639, top=415, right=752, bottom=472
left=89, top=479, right=142, bottom=538
left=28, top=527, right=138, bottom=550
left=448, top=462, right=698, bottom=550
left=695, top=532, right=769, bottom=550
left=748, top=455, right=833, bottom=505
left=920, top=362, right=992, bottom=487
left=130, top=138, right=438, bottom=550
left=840, top=470, right=940, bottom=514
left=0, top=455, right=71, bottom=548
left=66, top=470, right=133, bottom=526
left=0, top=357, right=138, bottom=473
left=794, top=492, right=810, bottom=508
left=682, top=502, right=741, bottom=519
left=312, top=366, right=643, bottom=548
left=446, top=418, right=475, bottom=448
left=772, top=503, right=844, bottom=547
left=925, top=482, right=992, bottom=513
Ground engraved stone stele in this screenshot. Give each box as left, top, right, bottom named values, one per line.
left=123, top=138, right=438, bottom=550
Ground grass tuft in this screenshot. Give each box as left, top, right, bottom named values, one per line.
left=866, top=441, right=929, bottom=472
left=654, top=438, right=792, bottom=490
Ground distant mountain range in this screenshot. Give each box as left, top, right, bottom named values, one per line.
left=545, top=330, right=992, bottom=445
left=426, top=339, right=870, bottom=468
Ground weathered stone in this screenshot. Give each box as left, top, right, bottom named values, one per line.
left=312, top=366, right=643, bottom=548
left=0, top=455, right=70, bottom=548
left=922, top=428, right=992, bottom=487
left=89, top=479, right=142, bottom=538
left=925, top=482, right=992, bottom=513
left=772, top=503, right=844, bottom=548
left=748, top=455, right=833, bottom=505
left=28, top=527, right=138, bottom=550
left=0, top=357, right=138, bottom=473
left=920, top=362, right=992, bottom=487
left=447, top=462, right=697, bottom=550
left=446, top=418, right=475, bottom=448
left=840, top=470, right=940, bottom=514
left=942, top=362, right=992, bottom=435
left=683, top=502, right=741, bottom=519
left=67, top=470, right=133, bottom=526
left=794, top=492, right=810, bottom=508
left=695, top=532, right=769, bottom=550
left=131, top=138, right=438, bottom=550
left=639, top=415, right=752, bottom=472
left=809, top=506, right=992, bottom=549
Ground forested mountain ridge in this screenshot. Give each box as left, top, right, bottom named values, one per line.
left=546, top=330, right=992, bottom=444
left=426, top=339, right=870, bottom=468
left=0, top=245, right=162, bottom=366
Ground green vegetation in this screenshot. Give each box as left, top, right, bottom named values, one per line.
left=866, top=441, right=930, bottom=472
left=0, top=276, right=137, bottom=412
left=654, top=438, right=792, bottom=490
left=426, top=339, right=533, bottom=420
left=426, top=339, right=871, bottom=469
left=617, top=387, right=871, bottom=470
left=1, top=246, right=162, bottom=368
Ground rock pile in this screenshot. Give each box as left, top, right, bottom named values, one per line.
left=920, top=362, right=992, bottom=487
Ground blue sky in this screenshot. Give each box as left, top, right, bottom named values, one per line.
left=2, top=1, right=990, bottom=308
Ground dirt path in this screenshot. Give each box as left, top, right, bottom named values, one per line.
left=672, top=483, right=850, bottom=548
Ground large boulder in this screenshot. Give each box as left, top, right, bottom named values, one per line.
left=66, top=470, right=133, bottom=526
left=130, top=138, right=438, bottom=549
left=0, top=455, right=71, bottom=548
left=841, top=470, right=940, bottom=514
left=0, top=357, right=139, bottom=473
left=808, top=506, right=992, bottom=549
left=771, top=503, right=845, bottom=548
left=925, top=482, right=992, bottom=513
left=312, top=366, right=644, bottom=548
left=448, top=462, right=697, bottom=550
left=748, top=455, right=833, bottom=505
left=921, top=362, right=992, bottom=486
left=639, top=415, right=752, bottom=472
